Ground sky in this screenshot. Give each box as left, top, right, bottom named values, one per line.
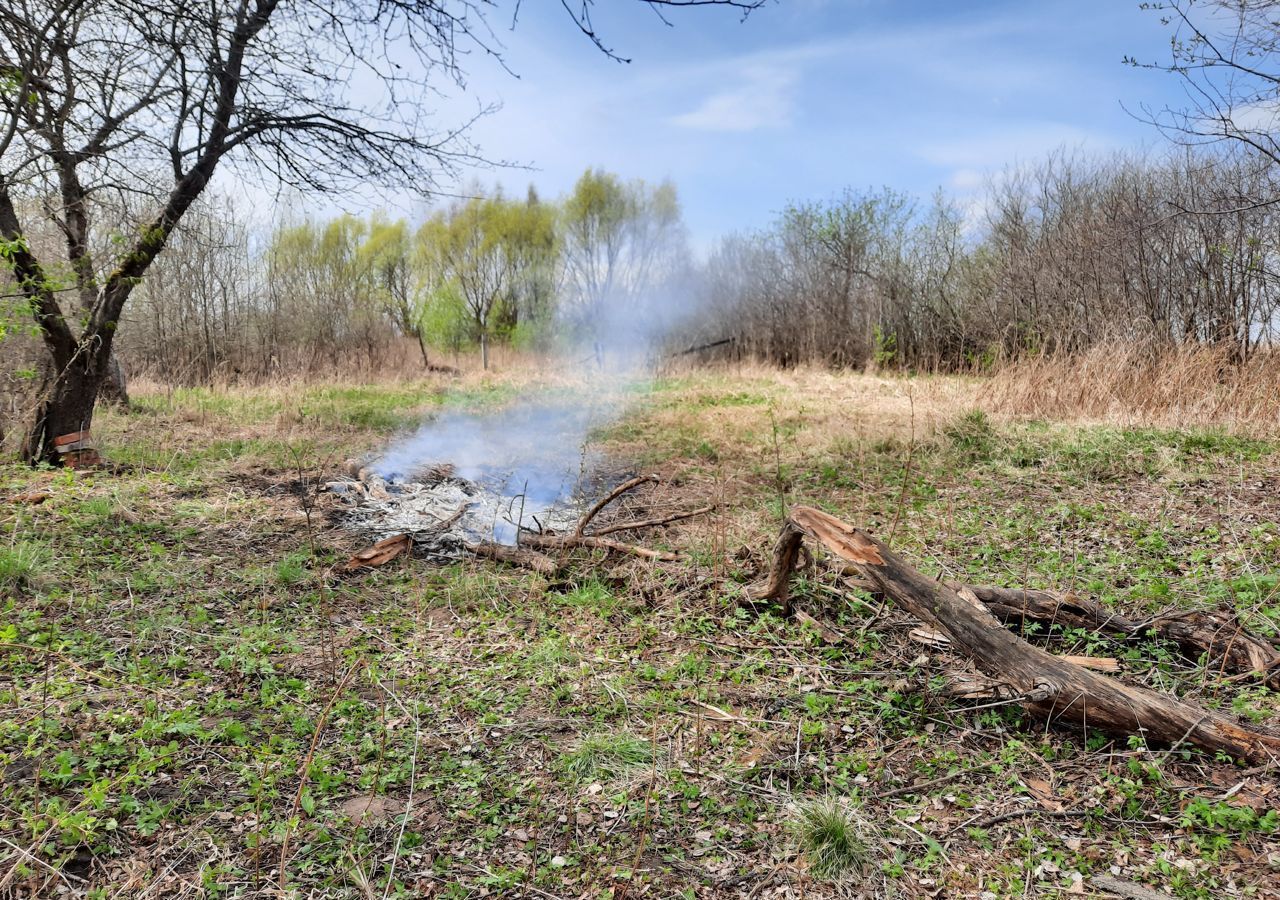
left=313, top=0, right=1191, bottom=249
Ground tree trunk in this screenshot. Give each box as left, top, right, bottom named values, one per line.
left=480, top=331, right=489, bottom=370
left=755, top=506, right=1280, bottom=764
left=22, top=351, right=104, bottom=465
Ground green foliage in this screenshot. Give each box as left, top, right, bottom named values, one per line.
left=0, top=540, right=49, bottom=587
left=944, top=409, right=998, bottom=461
left=415, top=187, right=561, bottom=359
left=872, top=325, right=897, bottom=367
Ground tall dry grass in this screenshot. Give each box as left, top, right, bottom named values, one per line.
left=983, top=344, right=1280, bottom=436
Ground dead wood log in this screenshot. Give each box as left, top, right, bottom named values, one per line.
left=1149, top=608, right=1280, bottom=686
left=959, top=585, right=1280, bottom=688
left=467, top=541, right=561, bottom=577
left=959, top=585, right=1138, bottom=636
left=342, top=533, right=413, bottom=572
left=837, top=578, right=1280, bottom=688
left=756, top=506, right=1280, bottom=765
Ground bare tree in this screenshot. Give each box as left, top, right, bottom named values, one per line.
left=0, top=0, right=765, bottom=464
left=1134, top=1, right=1280, bottom=172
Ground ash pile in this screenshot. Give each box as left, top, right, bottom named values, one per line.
left=330, top=398, right=623, bottom=558
left=331, top=458, right=593, bottom=557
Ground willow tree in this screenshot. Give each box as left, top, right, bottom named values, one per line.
left=0, top=0, right=764, bottom=464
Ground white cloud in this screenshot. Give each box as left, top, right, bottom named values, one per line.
left=1229, top=100, right=1280, bottom=134
left=670, top=66, right=798, bottom=132
left=948, top=168, right=985, bottom=191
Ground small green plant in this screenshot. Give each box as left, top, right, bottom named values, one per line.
left=790, top=796, right=873, bottom=879
left=558, top=733, right=652, bottom=782
left=274, top=551, right=310, bottom=586
left=872, top=325, right=897, bottom=367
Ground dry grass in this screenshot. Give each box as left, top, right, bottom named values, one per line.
left=984, top=344, right=1280, bottom=436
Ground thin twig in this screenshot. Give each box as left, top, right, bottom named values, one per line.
left=575, top=475, right=656, bottom=536
left=589, top=505, right=714, bottom=537
left=279, top=658, right=364, bottom=893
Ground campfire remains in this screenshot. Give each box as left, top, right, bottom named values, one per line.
left=335, top=462, right=711, bottom=574
left=333, top=457, right=589, bottom=557
left=331, top=416, right=1280, bottom=764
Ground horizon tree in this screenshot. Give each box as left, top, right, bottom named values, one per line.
left=0, top=0, right=765, bottom=464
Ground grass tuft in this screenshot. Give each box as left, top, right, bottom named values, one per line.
left=559, top=733, right=652, bottom=782
left=944, top=409, right=998, bottom=461
left=0, top=540, right=49, bottom=587
left=790, top=797, right=873, bottom=880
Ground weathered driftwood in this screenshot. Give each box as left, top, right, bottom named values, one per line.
left=756, top=506, right=1280, bottom=764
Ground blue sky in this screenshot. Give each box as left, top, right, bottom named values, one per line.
left=330, top=1, right=1189, bottom=247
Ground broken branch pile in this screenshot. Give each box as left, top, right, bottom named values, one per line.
left=472, top=475, right=713, bottom=573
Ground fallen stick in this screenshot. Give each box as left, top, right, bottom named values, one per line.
left=574, top=475, right=656, bottom=536
left=1091, top=875, right=1176, bottom=900
left=589, top=505, right=715, bottom=537
left=520, top=532, right=679, bottom=562
left=505, top=475, right=705, bottom=564
left=467, top=541, right=560, bottom=577
left=756, top=506, right=1280, bottom=764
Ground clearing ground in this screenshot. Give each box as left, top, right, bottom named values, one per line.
left=2, top=366, right=1278, bottom=898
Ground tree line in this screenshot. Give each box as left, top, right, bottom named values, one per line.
left=695, top=148, right=1280, bottom=370
left=103, top=145, right=1280, bottom=383
left=108, top=169, right=687, bottom=381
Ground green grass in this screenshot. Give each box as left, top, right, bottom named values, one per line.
left=0, top=539, right=49, bottom=586
left=558, top=733, right=653, bottom=781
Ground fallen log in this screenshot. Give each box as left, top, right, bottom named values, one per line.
left=959, top=584, right=1137, bottom=636
left=756, top=506, right=1280, bottom=764
left=947, top=585, right=1280, bottom=688
left=833, top=578, right=1280, bottom=688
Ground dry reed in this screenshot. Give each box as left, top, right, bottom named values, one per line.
left=983, top=343, right=1280, bottom=436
